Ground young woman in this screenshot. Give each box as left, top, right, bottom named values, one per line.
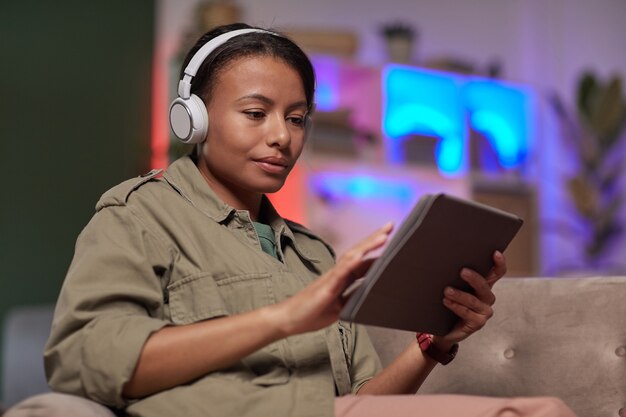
left=6, top=23, right=576, bottom=417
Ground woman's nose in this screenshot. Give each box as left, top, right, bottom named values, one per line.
left=266, top=114, right=290, bottom=148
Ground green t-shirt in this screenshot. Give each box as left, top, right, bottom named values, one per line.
left=253, top=221, right=278, bottom=260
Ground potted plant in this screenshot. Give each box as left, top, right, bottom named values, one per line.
left=551, top=71, right=626, bottom=271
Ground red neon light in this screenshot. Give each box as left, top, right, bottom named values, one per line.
left=268, top=162, right=308, bottom=225
left=151, top=43, right=169, bottom=170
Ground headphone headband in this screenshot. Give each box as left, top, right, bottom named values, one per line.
left=177, top=28, right=277, bottom=99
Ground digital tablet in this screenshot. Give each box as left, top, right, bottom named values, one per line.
left=339, top=193, right=523, bottom=335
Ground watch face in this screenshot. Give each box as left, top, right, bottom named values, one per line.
left=432, top=343, right=459, bottom=365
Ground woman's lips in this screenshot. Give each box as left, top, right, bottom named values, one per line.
left=254, top=157, right=289, bottom=174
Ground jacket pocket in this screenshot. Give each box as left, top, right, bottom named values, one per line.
left=214, top=272, right=275, bottom=314
left=168, top=271, right=275, bottom=324
left=167, top=272, right=230, bottom=324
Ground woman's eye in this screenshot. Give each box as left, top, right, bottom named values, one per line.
left=244, top=111, right=265, bottom=120
left=288, top=116, right=305, bottom=127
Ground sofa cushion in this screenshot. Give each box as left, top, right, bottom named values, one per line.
left=2, top=304, right=54, bottom=407
left=366, top=276, right=626, bottom=417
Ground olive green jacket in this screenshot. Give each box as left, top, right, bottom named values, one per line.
left=44, top=156, right=382, bottom=417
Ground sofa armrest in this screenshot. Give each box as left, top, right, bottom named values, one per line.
left=2, top=304, right=55, bottom=407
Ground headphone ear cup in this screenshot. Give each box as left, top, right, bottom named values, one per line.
left=169, top=94, right=209, bottom=144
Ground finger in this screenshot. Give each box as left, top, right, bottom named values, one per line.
left=350, top=257, right=377, bottom=279
left=444, top=311, right=490, bottom=342
left=333, top=255, right=382, bottom=301
left=331, top=222, right=393, bottom=297
left=485, top=251, right=507, bottom=287
left=443, top=296, right=493, bottom=336
left=338, top=223, right=393, bottom=277
left=444, top=285, right=494, bottom=315
left=459, top=268, right=496, bottom=306
left=325, top=250, right=366, bottom=295
left=345, top=222, right=393, bottom=260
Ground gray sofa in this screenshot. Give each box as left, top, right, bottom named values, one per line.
left=368, top=276, right=626, bottom=417
left=3, top=277, right=625, bottom=416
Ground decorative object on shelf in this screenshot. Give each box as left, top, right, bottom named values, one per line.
left=379, top=21, right=417, bottom=64
left=197, top=0, right=240, bottom=32
left=285, top=29, right=358, bottom=58
left=309, top=110, right=380, bottom=161
left=309, top=110, right=359, bottom=157
left=421, top=57, right=503, bottom=78
left=422, top=56, right=476, bottom=75
left=550, top=71, right=626, bottom=270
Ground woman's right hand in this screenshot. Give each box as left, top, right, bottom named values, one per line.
left=270, top=222, right=393, bottom=337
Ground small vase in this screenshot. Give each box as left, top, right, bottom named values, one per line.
left=385, top=36, right=414, bottom=64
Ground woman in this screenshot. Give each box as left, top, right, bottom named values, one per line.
left=7, top=23, right=576, bottom=417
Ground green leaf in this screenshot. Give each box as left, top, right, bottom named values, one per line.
left=576, top=72, right=597, bottom=124
left=567, top=175, right=598, bottom=218
left=592, top=76, right=626, bottom=148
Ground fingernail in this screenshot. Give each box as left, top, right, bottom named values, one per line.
left=461, top=268, right=471, bottom=278
left=445, top=287, right=455, bottom=295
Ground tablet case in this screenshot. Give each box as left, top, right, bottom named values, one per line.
left=339, top=193, right=524, bottom=335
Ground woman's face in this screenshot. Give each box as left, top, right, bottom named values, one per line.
left=197, top=55, right=308, bottom=207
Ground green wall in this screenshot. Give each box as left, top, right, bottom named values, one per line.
left=0, top=0, right=155, bottom=395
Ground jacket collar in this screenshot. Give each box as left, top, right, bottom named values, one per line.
left=162, top=155, right=320, bottom=263
left=163, top=155, right=235, bottom=223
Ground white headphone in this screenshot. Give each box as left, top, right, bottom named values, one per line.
left=169, top=28, right=278, bottom=144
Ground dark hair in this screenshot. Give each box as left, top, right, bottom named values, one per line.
left=180, top=23, right=315, bottom=112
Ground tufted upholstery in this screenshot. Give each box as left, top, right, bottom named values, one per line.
left=366, top=276, right=626, bottom=417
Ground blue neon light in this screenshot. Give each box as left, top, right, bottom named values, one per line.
left=311, top=55, right=339, bottom=111
left=310, top=173, right=414, bottom=203
left=383, top=65, right=466, bottom=175
left=471, top=111, right=518, bottom=167
left=463, top=80, right=531, bottom=169
left=436, top=133, right=465, bottom=173
left=382, top=65, right=533, bottom=175
left=308, top=60, right=533, bottom=175
left=383, top=104, right=454, bottom=139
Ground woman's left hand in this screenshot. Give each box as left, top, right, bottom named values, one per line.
left=437, top=250, right=507, bottom=346
left=357, top=250, right=507, bottom=395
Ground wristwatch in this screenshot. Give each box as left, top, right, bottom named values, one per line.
left=416, top=333, right=459, bottom=365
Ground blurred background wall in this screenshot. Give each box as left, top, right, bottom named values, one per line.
left=0, top=0, right=154, bottom=395
left=158, top=0, right=626, bottom=105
